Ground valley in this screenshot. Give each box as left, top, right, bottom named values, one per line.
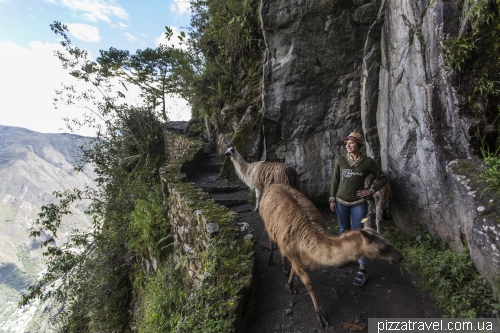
left=0, top=125, right=95, bottom=333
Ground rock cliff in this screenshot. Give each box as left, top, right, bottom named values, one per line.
left=257, top=0, right=499, bottom=297
left=201, top=0, right=498, bottom=298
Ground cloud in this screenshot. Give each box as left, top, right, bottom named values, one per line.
left=154, top=26, right=187, bottom=50
left=166, top=94, right=191, bottom=121
left=45, top=0, right=129, bottom=23
left=118, top=22, right=129, bottom=29
left=169, top=0, right=191, bottom=15
left=0, top=41, right=191, bottom=136
left=123, top=32, right=139, bottom=42
left=0, top=41, right=96, bottom=135
left=66, top=23, right=101, bottom=42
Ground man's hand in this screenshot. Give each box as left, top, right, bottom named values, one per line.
left=330, top=201, right=336, bottom=212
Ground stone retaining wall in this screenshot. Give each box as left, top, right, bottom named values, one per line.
left=160, top=131, right=254, bottom=332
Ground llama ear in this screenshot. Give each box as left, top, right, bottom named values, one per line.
left=359, top=228, right=379, bottom=243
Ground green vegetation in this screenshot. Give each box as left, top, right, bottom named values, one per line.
left=478, top=141, right=500, bottom=195
left=443, top=0, right=500, bottom=157
left=23, top=6, right=261, bottom=327
left=383, top=223, right=500, bottom=318
left=21, top=22, right=172, bottom=332
left=134, top=263, right=187, bottom=333
left=127, top=188, right=172, bottom=258
left=187, top=0, right=263, bottom=123
left=22, top=107, right=168, bottom=331
left=443, top=36, right=475, bottom=72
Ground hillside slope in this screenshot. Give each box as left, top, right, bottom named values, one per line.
left=0, top=125, right=96, bottom=333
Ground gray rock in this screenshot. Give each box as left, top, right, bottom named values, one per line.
left=258, top=0, right=499, bottom=298
left=206, top=222, right=220, bottom=235
left=209, top=0, right=499, bottom=298
left=163, top=121, right=188, bottom=133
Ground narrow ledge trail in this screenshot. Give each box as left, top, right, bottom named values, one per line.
left=187, top=150, right=441, bottom=333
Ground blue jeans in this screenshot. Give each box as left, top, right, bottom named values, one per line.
left=336, top=201, right=369, bottom=265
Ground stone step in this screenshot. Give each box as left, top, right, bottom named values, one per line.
left=231, top=204, right=255, bottom=214
left=203, top=151, right=218, bottom=159
left=211, top=192, right=249, bottom=208
left=213, top=198, right=249, bottom=208
left=200, top=184, right=243, bottom=194
left=200, top=162, right=223, bottom=173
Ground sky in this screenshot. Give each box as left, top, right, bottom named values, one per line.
left=0, top=0, right=192, bottom=136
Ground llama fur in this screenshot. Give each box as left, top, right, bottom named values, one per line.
left=258, top=184, right=403, bottom=328
left=224, top=144, right=300, bottom=211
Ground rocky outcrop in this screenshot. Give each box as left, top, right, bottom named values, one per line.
left=375, top=0, right=470, bottom=234
left=446, top=159, right=500, bottom=295
left=260, top=0, right=373, bottom=195
left=259, top=0, right=500, bottom=297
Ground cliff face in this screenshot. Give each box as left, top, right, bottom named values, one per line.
left=261, top=0, right=469, bottom=199
left=374, top=0, right=471, bottom=234
left=259, top=0, right=500, bottom=296
left=260, top=0, right=371, bottom=196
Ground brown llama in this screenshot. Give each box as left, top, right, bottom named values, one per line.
left=259, top=184, right=403, bottom=328
left=364, top=173, right=391, bottom=233
left=224, top=142, right=300, bottom=211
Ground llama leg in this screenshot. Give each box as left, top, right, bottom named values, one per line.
left=268, top=240, right=274, bottom=266
left=293, top=263, right=329, bottom=328
left=254, top=188, right=261, bottom=211
left=281, top=254, right=288, bottom=275
left=286, top=266, right=297, bottom=295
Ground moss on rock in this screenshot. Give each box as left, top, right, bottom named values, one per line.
left=133, top=129, right=255, bottom=333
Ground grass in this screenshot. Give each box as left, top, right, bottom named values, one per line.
left=134, top=262, right=187, bottom=333
left=382, top=221, right=500, bottom=318
left=478, top=144, right=500, bottom=197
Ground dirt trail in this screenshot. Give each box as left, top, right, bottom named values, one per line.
left=188, top=151, right=441, bottom=332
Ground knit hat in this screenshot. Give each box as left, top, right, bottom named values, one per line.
left=342, top=132, right=364, bottom=146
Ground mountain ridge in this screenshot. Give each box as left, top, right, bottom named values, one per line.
left=0, top=124, right=96, bottom=333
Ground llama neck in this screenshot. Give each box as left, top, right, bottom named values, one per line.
left=230, top=151, right=250, bottom=183
left=309, top=233, right=365, bottom=267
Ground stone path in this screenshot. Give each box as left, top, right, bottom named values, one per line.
left=188, top=151, right=442, bottom=333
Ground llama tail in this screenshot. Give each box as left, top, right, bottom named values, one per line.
left=285, top=166, right=300, bottom=190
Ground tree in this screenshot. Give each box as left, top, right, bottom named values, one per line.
left=98, top=40, right=195, bottom=122
left=51, top=21, right=194, bottom=126
left=21, top=23, right=172, bottom=332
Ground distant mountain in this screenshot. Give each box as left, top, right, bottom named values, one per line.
left=0, top=125, right=97, bottom=333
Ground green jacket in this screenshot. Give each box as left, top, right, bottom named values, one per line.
left=330, top=154, right=388, bottom=206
